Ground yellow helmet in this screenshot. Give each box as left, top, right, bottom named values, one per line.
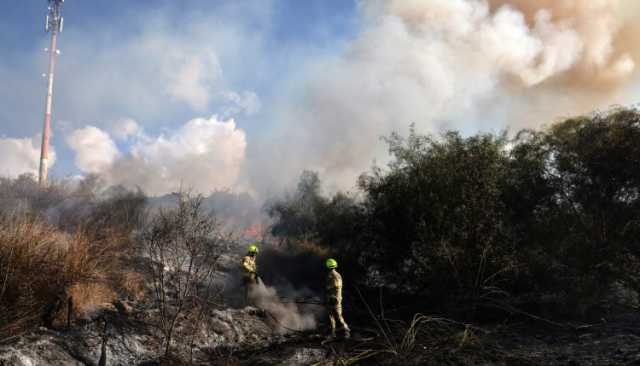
left=248, top=244, right=258, bottom=254
left=326, top=258, right=338, bottom=269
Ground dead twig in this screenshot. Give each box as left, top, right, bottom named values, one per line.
left=484, top=299, right=572, bottom=329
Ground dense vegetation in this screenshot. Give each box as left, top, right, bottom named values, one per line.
left=268, top=108, right=640, bottom=318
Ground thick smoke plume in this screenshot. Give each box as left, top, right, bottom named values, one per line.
left=485, top=0, right=635, bottom=85
left=249, top=0, right=639, bottom=193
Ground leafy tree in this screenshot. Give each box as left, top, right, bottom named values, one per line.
left=268, top=170, right=327, bottom=242
left=358, top=129, right=515, bottom=298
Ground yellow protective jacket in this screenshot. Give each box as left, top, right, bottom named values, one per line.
left=326, top=269, right=343, bottom=305
left=242, top=255, right=257, bottom=276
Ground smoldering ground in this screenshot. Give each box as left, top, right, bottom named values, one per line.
left=220, top=243, right=328, bottom=333
left=249, top=281, right=317, bottom=333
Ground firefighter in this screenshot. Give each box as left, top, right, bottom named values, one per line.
left=325, top=258, right=350, bottom=339
left=242, top=244, right=259, bottom=305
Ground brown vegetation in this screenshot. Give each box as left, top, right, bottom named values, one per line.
left=0, top=215, right=120, bottom=335
left=0, top=176, right=146, bottom=338
left=67, top=282, right=118, bottom=321
left=119, top=271, right=146, bottom=302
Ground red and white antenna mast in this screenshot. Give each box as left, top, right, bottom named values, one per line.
left=39, top=0, right=65, bottom=187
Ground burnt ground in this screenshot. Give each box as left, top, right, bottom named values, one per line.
left=222, top=313, right=640, bottom=366
left=1, top=252, right=639, bottom=366
left=485, top=320, right=640, bottom=366
left=2, top=305, right=640, bottom=365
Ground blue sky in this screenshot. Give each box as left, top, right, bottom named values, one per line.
left=0, top=1, right=358, bottom=51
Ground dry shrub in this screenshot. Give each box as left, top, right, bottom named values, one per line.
left=0, top=214, right=121, bottom=336
left=120, top=271, right=146, bottom=301
left=67, top=282, right=117, bottom=320
left=292, top=240, right=331, bottom=258
left=140, top=193, right=226, bottom=356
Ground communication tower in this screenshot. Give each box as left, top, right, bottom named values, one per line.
left=38, top=0, right=65, bottom=186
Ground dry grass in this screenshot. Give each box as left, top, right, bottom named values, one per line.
left=317, top=289, right=494, bottom=366
left=67, top=282, right=118, bottom=320
left=292, top=240, right=331, bottom=257
left=0, top=214, right=123, bottom=336
left=313, top=314, right=489, bottom=366
left=120, top=271, right=146, bottom=301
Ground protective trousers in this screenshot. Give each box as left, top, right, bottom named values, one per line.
left=243, top=273, right=257, bottom=305
left=327, top=297, right=349, bottom=337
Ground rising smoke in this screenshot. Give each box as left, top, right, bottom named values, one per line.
left=250, top=281, right=317, bottom=333
left=248, top=244, right=328, bottom=333
left=219, top=245, right=324, bottom=334
left=248, top=0, right=640, bottom=194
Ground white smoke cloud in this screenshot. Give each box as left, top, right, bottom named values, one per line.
left=0, top=136, right=55, bottom=178
left=67, top=116, right=247, bottom=196
left=249, top=0, right=639, bottom=193
left=166, top=50, right=223, bottom=111
left=66, top=127, right=120, bottom=175
left=111, top=118, right=141, bottom=141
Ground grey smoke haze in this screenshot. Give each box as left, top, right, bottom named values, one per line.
left=250, top=281, right=317, bottom=333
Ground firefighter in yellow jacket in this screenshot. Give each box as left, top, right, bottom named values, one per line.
left=242, top=244, right=259, bottom=304
left=325, top=258, right=350, bottom=339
